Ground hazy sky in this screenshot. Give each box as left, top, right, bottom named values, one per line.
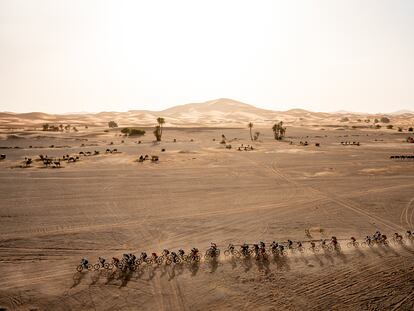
left=1, top=0, right=413, bottom=113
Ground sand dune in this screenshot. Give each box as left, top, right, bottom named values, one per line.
left=1, top=98, right=413, bottom=129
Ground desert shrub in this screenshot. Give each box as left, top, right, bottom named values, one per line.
left=108, top=121, right=118, bottom=128
left=340, top=117, right=349, bottom=122
left=380, top=117, right=390, bottom=123
left=129, top=129, right=145, bottom=136
left=121, top=128, right=145, bottom=136
left=374, top=118, right=379, bottom=123
left=409, top=127, right=413, bottom=132
left=104, top=129, right=109, bottom=133
left=386, top=125, right=393, bottom=129
left=375, top=124, right=381, bottom=129
left=398, top=127, right=403, bottom=132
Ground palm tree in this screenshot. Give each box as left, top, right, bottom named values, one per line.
left=248, top=122, right=253, bottom=141
left=153, top=125, right=161, bottom=141
left=157, top=117, right=165, bottom=136
left=272, top=121, right=286, bottom=140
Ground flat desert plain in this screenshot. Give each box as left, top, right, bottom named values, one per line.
left=0, top=125, right=414, bottom=310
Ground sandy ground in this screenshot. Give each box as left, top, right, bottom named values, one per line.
left=0, top=126, right=414, bottom=310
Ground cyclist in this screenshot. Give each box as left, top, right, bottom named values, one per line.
left=122, top=253, right=130, bottom=263
left=374, top=231, right=381, bottom=241
left=190, top=247, right=199, bottom=258
left=129, top=254, right=136, bottom=266
left=287, top=239, right=293, bottom=249
left=258, top=242, right=266, bottom=257
left=140, top=252, right=148, bottom=263
left=170, top=251, right=179, bottom=263
left=271, top=241, right=278, bottom=252
left=80, top=257, right=89, bottom=268
left=240, top=243, right=249, bottom=256
left=98, top=256, right=106, bottom=267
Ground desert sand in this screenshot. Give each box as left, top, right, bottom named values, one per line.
left=0, top=100, right=414, bottom=310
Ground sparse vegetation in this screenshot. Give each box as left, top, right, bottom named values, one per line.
left=398, top=127, right=403, bottom=132
left=42, top=124, right=59, bottom=131
left=108, top=121, right=118, bottom=128
left=272, top=121, right=286, bottom=140
left=248, top=122, right=253, bottom=141
left=253, top=132, right=260, bottom=141
left=374, top=118, right=379, bottom=123
left=380, top=117, right=390, bottom=123
left=220, top=134, right=226, bottom=144
left=153, top=117, right=165, bottom=141
left=386, top=125, right=393, bottom=129
left=409, top=127, right=413, bottom=132
left=340, top=117, right=349, bottom=122
left=375, top=124, right=381, bottom=129
left=121, top=128, right=146, bottom=136
left=153, top=126, right=162, bottom=141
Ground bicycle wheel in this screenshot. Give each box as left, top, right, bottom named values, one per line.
left=130, top=265, right=137, bottom=271
left=195, top=254, right=201, bottom=262
left=87, top=264, right=93, bottom=271
left=156, top=257, right=163, bottom=265
left=174, top=257, right=181, bottom=264
left=346, top=242, right=352, bottom=248
left=93, top=263, right=100, bottom=271
left=224, top=250, right=230, bottom=256
left=354, top=242, right=359, bottom=247
left=233, top=250, right=241, bottom=258
left=76, top=265, right=83, bottom=272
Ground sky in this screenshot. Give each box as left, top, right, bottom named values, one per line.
left=0, top=0, right=413, bottom=114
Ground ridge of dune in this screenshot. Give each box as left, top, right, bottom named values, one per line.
left=1, top=98, right=413, bottom=128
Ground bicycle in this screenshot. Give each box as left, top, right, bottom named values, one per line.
left=224, top=244, right=241, bottom=258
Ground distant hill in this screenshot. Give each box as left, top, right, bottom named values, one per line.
left=1, top=98, right=413, bottom=128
